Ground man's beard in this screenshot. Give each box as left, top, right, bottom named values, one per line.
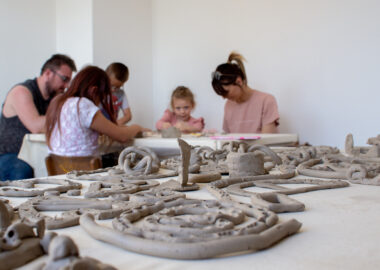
left=45, top=81, right=61, bottom=99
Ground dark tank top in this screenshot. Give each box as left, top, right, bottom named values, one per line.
left=0, top=79, right=52, bottom=154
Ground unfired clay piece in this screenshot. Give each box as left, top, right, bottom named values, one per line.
left=18, top=196, right=116, bottom=229
left=345, top=133, right=380, bottom=158
left=80, top=196, right=302, bottom=259
left=117, top=146, right=160, bottom=176
left=37, top=233, right=116, bottom=270
left=0, top=200, right=13, bottom=232
left=249, top=193, right=305, bottom=213
left=0, top=178, right=82, bottom=197
left=226, top=178, right=349, bottom=197
left=0, top=219, right=45, bottom=270
left=161, top=126, right=181, bottom=138
left=84, top=180, right=159, bottom=198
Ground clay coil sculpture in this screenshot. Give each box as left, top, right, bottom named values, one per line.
left=0, top=200, right=13, bottom=232
left=0, top=219, right=45, bottom=270
left=17, top=196, right=121, bottom=229
left=117, top=146, right=160, bottom=175
left=227, top=145, right=282, bottom=177
left=226, top=178, right=349, bottom=197
left=84, top=180, right=159, bottom=198
left=80, top=197, right=302, bottom=259
left=40, top=234, right=117, bottom=270
left=0, top=178, right=82, bottom=197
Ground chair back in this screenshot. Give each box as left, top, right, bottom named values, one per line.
left=45, top=154, right=102, bottom=176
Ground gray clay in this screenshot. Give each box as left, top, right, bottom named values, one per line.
left=0, top=219, right=45, bottom=270
left=41, top=235, right=116, bottom=270
left=80, top=197, right=302, bottom=259
left=161, top=126, right=181, bottom=138
left=0, top=178, right=82, bottom=197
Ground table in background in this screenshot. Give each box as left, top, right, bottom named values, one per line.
left=18, top=133, right=298, bottom=177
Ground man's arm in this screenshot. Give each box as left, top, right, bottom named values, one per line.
left=5, top=86, right=46, bottom=133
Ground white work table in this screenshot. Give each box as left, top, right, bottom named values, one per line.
left=4, top=174, right=379, bottom=270
left=18, top=133, right=298, bottom=177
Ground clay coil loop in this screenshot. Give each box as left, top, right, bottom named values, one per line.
left=247, top=145, right=282, bottom=166
left=346, top=164, right=367, bottom=180
left=118, top=146, right=160, bottom=175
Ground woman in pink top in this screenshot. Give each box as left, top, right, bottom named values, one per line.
left=212, top=52, right=279, bottom=133
left=156, top=86, right=204, bottom=133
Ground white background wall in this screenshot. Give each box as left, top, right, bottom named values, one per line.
left=1, top=0, right=379, bottom=149
left=92, top=0, right=153, bottom=128
left=152, top=0, right=380, bottom=148
left=56, top=0, right=93, bottom=70
left=0, top=0, right=56, bottom=104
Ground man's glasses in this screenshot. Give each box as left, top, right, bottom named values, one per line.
left=52, top=70, right=70, bottom=83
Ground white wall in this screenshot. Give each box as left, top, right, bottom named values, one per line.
left=56, top=0, right=93, bottom=70
left=92, top=0, right=154, bottom=128
left=0, top=0, right=56, bottom=104
left=152, top=0, right=380, bottom=148
left=1, top=0, right=379, bottom=149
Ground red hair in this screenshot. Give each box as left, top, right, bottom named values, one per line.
left=45, top=66, right=115, bottom=148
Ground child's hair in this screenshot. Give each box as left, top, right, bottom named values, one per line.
left=105, top=62, right=129, bottom=83
left=45, top=65, right=115, bottom=148
left=211, top=51, right=247, bottom=97
left=170, top=86, right=195, bottom=109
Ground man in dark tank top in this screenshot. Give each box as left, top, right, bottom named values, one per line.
left=0, top=54, right=76, bottom=181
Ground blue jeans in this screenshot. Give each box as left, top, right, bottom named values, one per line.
left=0, top=153, right=34, bottom=181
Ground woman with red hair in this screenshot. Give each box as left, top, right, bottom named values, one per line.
left=45, top=66, right=148, bottom=157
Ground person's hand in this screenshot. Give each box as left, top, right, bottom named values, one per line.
left=162, top=122, right=172, bottom=129
left=174, top=121, right=189, bottom=132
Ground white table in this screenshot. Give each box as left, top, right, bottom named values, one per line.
left=17, top=133, right=298, bottom=178
left=5, top=174, right=379, bottom=270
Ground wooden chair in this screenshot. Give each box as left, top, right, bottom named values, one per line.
left=45, top=154, right=102, bottom=176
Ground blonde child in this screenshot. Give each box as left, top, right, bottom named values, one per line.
left=156, top=86, right=204, bottom=133
left=105, top=62, right=132, bottom=125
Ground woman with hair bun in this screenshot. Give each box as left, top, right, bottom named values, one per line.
left=211, top=52, right=279, bottom=133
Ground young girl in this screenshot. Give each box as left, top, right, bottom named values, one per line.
left=45, top=66, right=148, bottom=157
left=156, top=86, right=204, bottom=133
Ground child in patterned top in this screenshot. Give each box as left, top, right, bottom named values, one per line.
left=45, top=66, right=149, bottom=157
left=156, top=86, right=204, bottom=133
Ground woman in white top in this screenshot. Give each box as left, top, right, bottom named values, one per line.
left=45, top=66, right=148, bottom=157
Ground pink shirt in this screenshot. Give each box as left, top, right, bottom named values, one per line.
left=223, top=90, right=279, bottom=133
left=156, top=109, right=204, bottom=132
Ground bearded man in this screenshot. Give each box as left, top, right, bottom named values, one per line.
left=0, top=54, right=76, bottom=180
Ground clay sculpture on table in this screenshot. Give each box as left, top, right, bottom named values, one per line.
left=345, top=133, right=380, bottom=158
left=0, top=219, right=45, bottom=270
left=39, top=233, right=116, bottom=270
left=80, top=198, right=301, bottom=259
left=0, top=178, right=81, bottom=197
left=78, top=139, right=302, bottom=259
left=84, top=180, right=159, bottom=198
left=0, top=200, right=13, bottom=232
left=116, top=146, right=160, bottom=176
left=227, top=145, right=282, bottom=177
left=161, top=126, right=181, bottom=138
left=17, top=196, right=120, bottom=229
